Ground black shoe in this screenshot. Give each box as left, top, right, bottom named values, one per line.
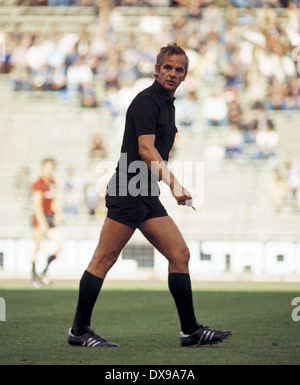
left=180, top=324, right=232, bottom=347
left=68, top=326, right=119, bottom=347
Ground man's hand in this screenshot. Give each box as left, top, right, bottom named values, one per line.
left=171, top=181, right=193, bottom=207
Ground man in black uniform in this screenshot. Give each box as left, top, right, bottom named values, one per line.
left=68, top=43, right=232, bottom=348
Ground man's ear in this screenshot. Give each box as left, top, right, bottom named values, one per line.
left=154, top=65, right=160, bottom=78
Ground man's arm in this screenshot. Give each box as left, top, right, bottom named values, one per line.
left=138, top=134, right=192, bottom=206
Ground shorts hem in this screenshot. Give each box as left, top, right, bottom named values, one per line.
left=106, top=213, right=139, bottom=229
left=106, top=211, right=168, bottom=230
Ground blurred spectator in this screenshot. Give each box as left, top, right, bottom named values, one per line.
left=268, top=168, right=289, bottom=212
left=224, top=4, right=239, bottom=25
left=238, top=110, right=256, bottom=145
left=202, top=92, right=228, bottom=128
left=103, top=86, right=120, bottom=115
left=239, top=5, right=256, bottom=25
left=62, top=169, right=82, bottom=217
left=65, top=56, right=94, bottom=101
left=200, top=2, right=224, bottom=37
left=283, top=2, right=300, bottom=31
left=117, top=54, right=139, bottom=88
left=80, top=82, right=97, bottom=107
left=90, top=133, right=106, bottom=159
left=48, top=0, right=70, bottom=6
left=50, top=63, right=67, bottom=91
left=253, top=120, right=279, bottom=163
left=224, top=87, right=242, bottom=125
left=251, top=101, right=273, bottom=131
left=139, top=12, right=164, bottom=36
left=85, top=183, right=99, bottom=216
left=195, top=43, right=220, bottom=83
left=284, top=75, right=300, bottom=111
left=177, top=89, right=198, bottom=129
left=256, top=5, right=278, bottom=27
left=9, top=34, right=32, bottom=91
left=224, top=122, right=244, bottom=160
left=285, top=160, right=300, bottom=207
left=228, top=99, right=242, bottom=126
left=231, top=0, right=250, bottom=7
left=266, top=77, right=288, bottom=110
left=244, top=59, right=268, bottom=105
left=222, top=62, right=243, bottom=89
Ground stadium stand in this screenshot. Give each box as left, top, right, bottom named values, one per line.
left=0, top=1, right=299, bottom=267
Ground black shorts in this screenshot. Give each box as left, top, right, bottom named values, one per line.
left=105, top=192, right=168, bottom=229
left=32, top=213, right=55, bottom=229
left=45, top=214, right=55, bottom=229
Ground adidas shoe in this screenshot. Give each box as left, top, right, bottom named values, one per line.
left=31, top=274, right=42, bottom=288
left=41, top=272, right=52, bottom=285
left=180, top=324, right=232, bottom=347
left=67, top=326, right=119, bottom=347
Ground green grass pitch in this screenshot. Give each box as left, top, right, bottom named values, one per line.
left=0, top=280, right=299, bottom=366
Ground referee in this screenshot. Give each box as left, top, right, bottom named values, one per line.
left=68, top=43, right=232, bottom=348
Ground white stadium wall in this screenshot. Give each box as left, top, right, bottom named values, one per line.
left=0, top=239, right=300, bottom=281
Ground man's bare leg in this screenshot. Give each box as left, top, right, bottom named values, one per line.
left=87, top=217, right=135, bottom=278
left=41, top=228, right=63, bottom=279
left=140, top=216, right=198, bottom=334
left=32, top=229, right=43, bottom=271
left=139, top=215, right=190, bottom=273
left=31, top=229, right=43, bottom=286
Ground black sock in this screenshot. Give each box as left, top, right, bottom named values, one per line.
left=72, top=270, right=103, bottom=336
left=168, top=272, right=198, bottom=335
left=43, top=254, right=56, bottom=274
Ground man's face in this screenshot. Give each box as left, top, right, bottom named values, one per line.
left=155, top=53, right=187, bottom=97
left=42, top=161, right=54, bottom=180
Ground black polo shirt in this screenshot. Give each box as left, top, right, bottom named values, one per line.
left=116, top=80, right=177, bottom=174
left=105, top=81, right=177, bottom=224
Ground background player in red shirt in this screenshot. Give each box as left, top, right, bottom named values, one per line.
left=31, top=158, right=62, bottom=287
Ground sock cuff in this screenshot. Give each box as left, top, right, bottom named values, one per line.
left=168, top=272, right=190, bottom=277
left=168, top=272, right=191, bottom=283
left=81, top=270, right=104, bottom=288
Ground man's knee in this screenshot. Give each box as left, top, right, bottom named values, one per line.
left=168, top=246, right=190, bottom=273
left=89, top=244, right=120, bottom=275
left=182, top=247, right=190, bottom=266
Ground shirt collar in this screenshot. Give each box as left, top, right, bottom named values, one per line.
left=152, top=80, right=176, bottom=105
